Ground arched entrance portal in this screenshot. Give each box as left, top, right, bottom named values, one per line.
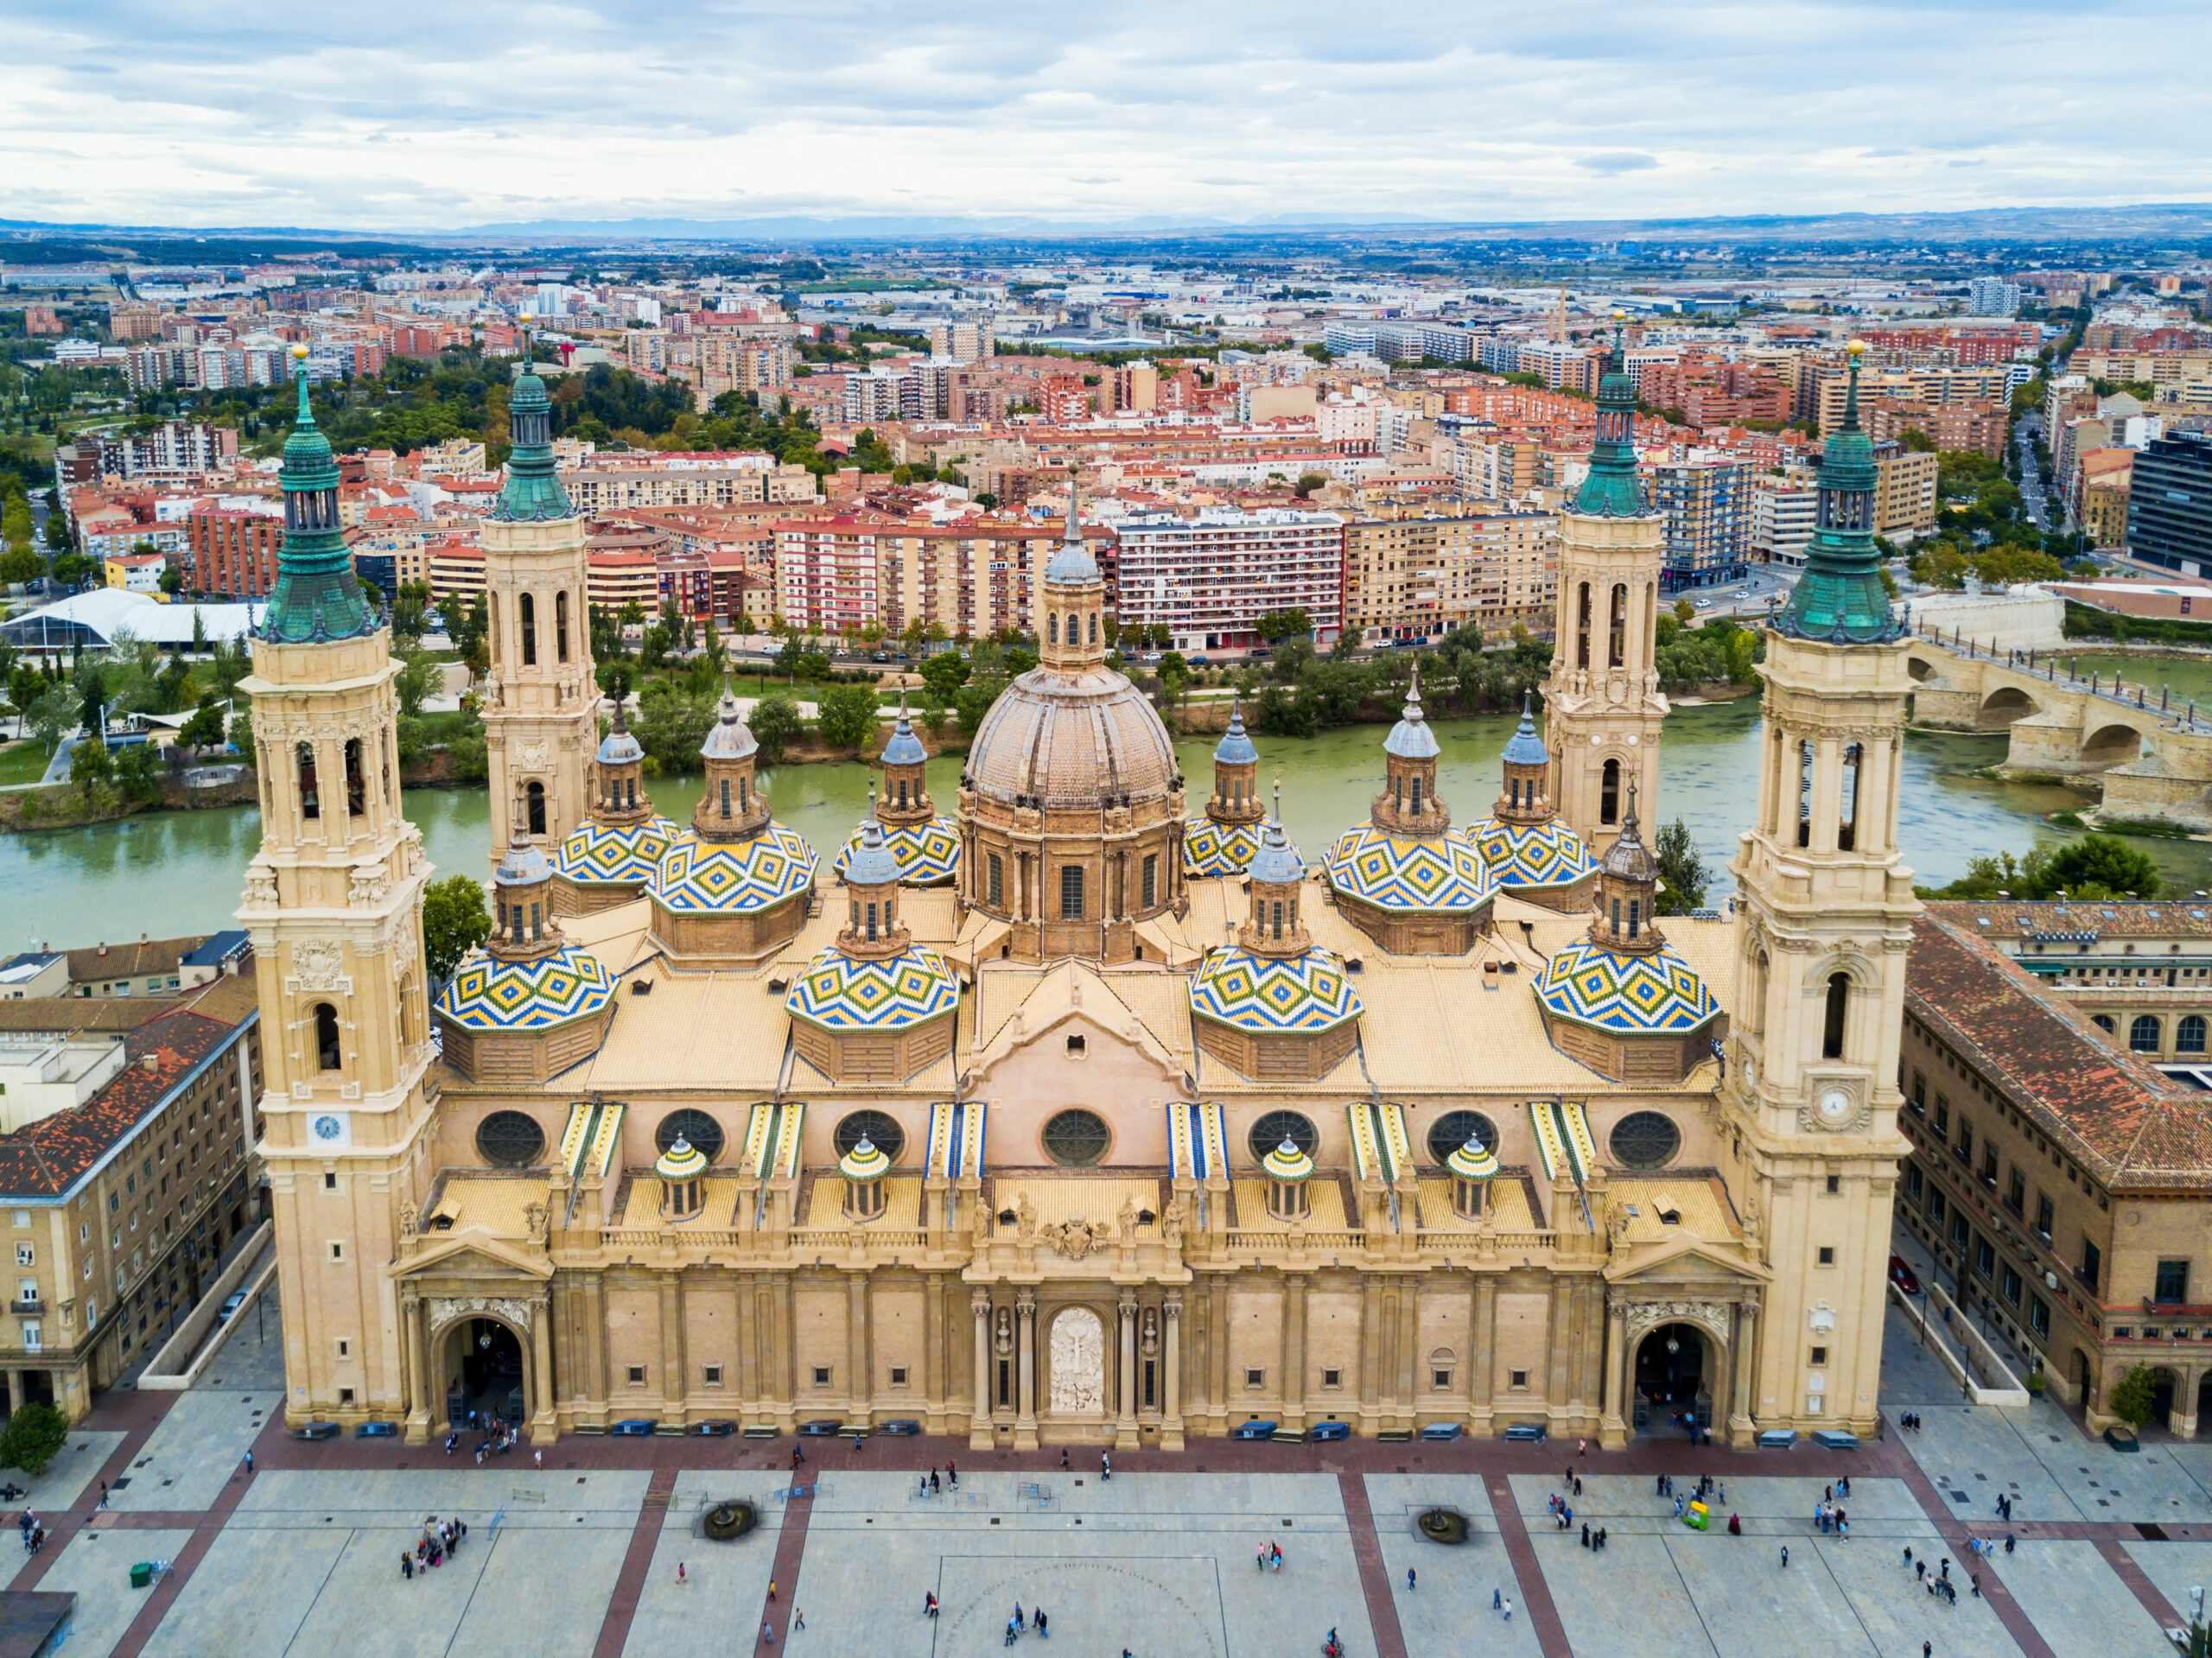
left=2149, top=1366, right=2178, bottom=1431
left=1633, top=1323, right=1710, bottom=1436
left=445, top=1317, right=527, bottom=1430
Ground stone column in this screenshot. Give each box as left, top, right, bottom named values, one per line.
left=847, top=1271, right=872, bottom=1426
left=529, top=1294, right=557, bottom=1445
left=1470, top=1275, right=1497, bottom=1436
left=1283, top=1274, right=1307, bottom=1431
left=1599, top=1301, right=1629, bottom=1450
left=1359, top=1276, right=1385, bottom=1435
left=970, top=1289, right=993, bottom=1449
left=1728, top=1295, right=1759, bottom=1449
left=658, top=1274, right=686, bottom=1424
left=1163, top=1293, right=1185, bottom=1452
left=924, top=1273, right=946, bottom=1436
left=1116, top=1292, right=1140, bottom=1449
left=1014, top=1290, right=1038, bottom=1450
left=401, top=1291, right=431, bottom=1445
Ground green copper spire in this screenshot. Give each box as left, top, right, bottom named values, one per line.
left=492, top=318, right=574, bottom=523
left=262, top=346, right=377, bottom=645
left=1573, top=313, right=1646, bottom=518
left=1777, top=341, right=1897, bottom=645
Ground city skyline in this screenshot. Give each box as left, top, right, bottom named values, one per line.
left=3, top=0, right=2209, bottom=231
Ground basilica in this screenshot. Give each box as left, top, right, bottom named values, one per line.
left=245, top=333, right=1915, bottom=1450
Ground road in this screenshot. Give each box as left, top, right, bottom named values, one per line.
left=2017, top=412, right=2052, bottom=531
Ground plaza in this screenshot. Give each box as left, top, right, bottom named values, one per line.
left=10, top=1273, right=2212, bottom=1658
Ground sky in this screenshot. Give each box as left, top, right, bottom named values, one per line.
left=2, top=1, right=2208, bottom=233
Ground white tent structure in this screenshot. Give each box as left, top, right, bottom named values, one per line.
left=0, top=590, right=264, bottom=655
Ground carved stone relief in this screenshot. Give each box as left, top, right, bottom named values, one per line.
left=426, top=1295, right=534, bottom=1337
left=1048, top=1306, right=1106, bottom=1414
left=292, top=938, right=345, bottom=991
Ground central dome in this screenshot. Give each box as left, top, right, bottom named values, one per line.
left=964, top=664, right=1180, bottom=810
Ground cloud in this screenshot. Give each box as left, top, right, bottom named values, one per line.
left=0, top=1, right=2205, bottom=228
left=1575, top=153, right=1659, bottom=175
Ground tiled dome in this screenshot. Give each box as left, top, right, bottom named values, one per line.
left=965, top=664, right=1179, bottom=810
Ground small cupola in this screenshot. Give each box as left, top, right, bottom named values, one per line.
left=876, top=692, right=933, bottom=826
left=491, top=801, right=562, bottom=964
left=1037, top=465, right=1108, bottom=673
left=1447, top=1131, right=1499, bottom=1221
left=1373, top=662, right=1447, bottom=837
left=838, top=787, right=910, bottom=962
left=1589, top=779, right=1663, bottom=956
left=839, top=1133, right=891, bottom=1221
left=693, top=685, right=771, bottom=843
left=1263, top=1137, right=1314, bottom=1222
left=593, top=696, right=653, bottom=827
left=657, top=1135, right=708, bottom=1221
left=1207, top=699, right=1263, bottom=827
left=1494, top=692, right=1554, bottom=827
left=1239, top=785, right=1309, bottom=958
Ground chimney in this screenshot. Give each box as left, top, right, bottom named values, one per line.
left=97, top=943, right=107, bottom=956
left=139, top=1054, right=159, bottom=1074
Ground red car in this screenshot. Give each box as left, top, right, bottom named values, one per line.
left=1889, top=1255, right=1923, bottom=1296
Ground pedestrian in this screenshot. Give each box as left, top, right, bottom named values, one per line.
left=1923, top=1646, right=1931, bottom=1658
left=1972, top=1573, right=1981, bottom=1598
left=1781, top=1545, right=1789, bottom=1569
left=1014, top=1601, right=1025, bottom=1629
left=1493, top=1588, right=1502, bottom=1610
left=1259, top=1545, right=1268, bottom=1572
left=925, top=1593, right=938, bottom=1617
left=1916, top=1560, right=1925, bottom=1581
left=98, top=1481, right=107, bottom=1510
left=1408, top=1566, right=1417, bottom=1590
left=1727, top=1514, right=1740, bottom=1535
left=1578, top=1439, right=1586, bottom=1458
left=535, top=1451, right=543, bottom=1470
left=245, top=1450, right=254, bottom=1473
left=402, top=1553, right=413, bottom=1581
left=795, top=1610, right=805, bottom=1631
left=2005, top=1534, right=2015, bottom=1555
left=1940, top=1559, right=1949, bottom=1580
left=1062, top=1447, right=1071, bottom=1471
left=931, top=1470, right=940, bottom=1495
left=948, top=1460, right=957, bottom=1486
left=1581, top=1522, right=1591, bottom=1548
left=768, top=1579, right=777, bottom=1603
left=1102, top=1452, right=1111, bottom=1482
left=1656, top=1473, right=1666, bottom=1496
left=1904, top=1546, right=1913, bottom=1569
left=763, top=1622, right=774, bottom=1646
left=1503, top=1596, right=1513, bottom=1623
left=677, top=1562, right=686, bottom=1585
left=1032, top=1607, right=1043, bottom=1637
left=1573, top=1475, right=1582, bottom=1497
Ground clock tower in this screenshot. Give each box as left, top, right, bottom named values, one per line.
left=240, top=346, right=437, bottom=1430
left=1725, top=342, right=1917, bottom=1441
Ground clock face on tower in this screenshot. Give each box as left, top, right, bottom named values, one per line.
left=1815, top=1088, right=1854, bottom=1128
left=313, top=1115, right=346, bottom=1144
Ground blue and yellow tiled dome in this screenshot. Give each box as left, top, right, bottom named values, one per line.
left=435, top=944, right=617, bottom=1031
left=1321, top=826, right=1494, bottom=914
left=836, top=816, right=960, bottom=886
left=1471, top=816, right=1596, bottom=895
left=1184, top=816, right=1262, bottom=878
left=785, top=946, right=960, bottom=1032
left=1535, top=939, right=1720, bottom=1034
left=1190, top=946, right=1362, bottom=1033
left=651, top=824, right=817, bottom=914
left=554, top=815, right=684, bottom=891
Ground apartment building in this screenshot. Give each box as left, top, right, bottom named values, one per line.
left=1514, top=340, right=1599, bottom=396
left=2127, top=430, right=2212, bottom=577
left=1341, top=502, right=1557, bottom=644
left=52, top=425, right=238, bottom=483
left=1873, top=448, right=1941, bottom=538
left=1751, top=480, right=1818, bottom=567
left=1648, top=456, right=1749, bottom=590
left=1865, top=400, right=2008, bottom=461
left=1110, top=507, right=1344, bottom=652
left=1815, top=366, right=2012, bottom=435
left=559, top=456, right=816, bottom=513
left=0, top=976, right=262, bottom=1420
left=187, top=508, right=283, bottom=599
left=2079, top=451, right=2134, bottom=550
left=1897, top=903, right=2212, bottom=1433
left=423, top=543, right=659, bottom=614
left=773, top=517, right=1077, bottom=640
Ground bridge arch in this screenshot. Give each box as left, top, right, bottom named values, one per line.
left=2081, top=723, right=2146, bottom=768
left=1977, top=685, right=2041, bottom=729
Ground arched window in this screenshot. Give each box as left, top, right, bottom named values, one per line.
left=2180, top=1015, right=2208, bottom=1054
left=719, top=777, right=732, bottom=818
left=1599, top=758, right=1620, bottom=826
left=835, top=1110, right=905, bottom=1164
left=476, top=1111, right=546, bottom=1169
left=1609, top=1111, right=1681, bottom=1169
left=555, top=590, right=570, bottom=663
left=2131, top=1014, right=2164, bottom=1053
left=313, top=1002, right=341, bottom=1070
left=1510, top=778, right=1522, bottom=810
left=1427, top=1110, right=1498, bottom=1166
left=296, top=742, right=320, bottom=820
left=1087, top=612, right=1097, bottom=644
left=486, top=592, right=499, bottom=665
left=1796, top=740, right=1815, bottom=848
left=1608, top=582, right=1627, bottom=668
left=1248, top=1110, right=1318, bottom=1163
left=1410, top=774, right=1423, bottom=815
left=1748, top=950, right=1770, bottom=1036
left=525, top=780, right=546, bottom=837
left=654, top=1109, right=725, bottom=1166
left=519, top=592, right=537, bottom=666
left=1575, top=582, right=1592, bottom=670
left=344, top=737, right=365, bottom=817
left=1822, top=971, right=1849, bottom=1059
left=1838, top=743, right=1863, bottom=852
left=2092, top=1014, right=2116, bottom=1034
left=1043, top=1109, right=1110, bottom=1166
left=1049, top=613, right=1059, bottom=645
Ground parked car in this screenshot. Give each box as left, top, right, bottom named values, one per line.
left=1309, top=1420, right=1351, bottom=1442
left=878, top=1419, right=922, bottom=1437
left=1231, top=1420, right=1278, bottom=1441
left=690, top=1420, right=737, bottom=1438
left=354, top=1421, right=398, bottom=1439
left=798, top=1420, right=843, bottom=1438
left=609, top=1420, right=657, bottom=1438
left=293, top=1422, right=340, bottom=1441
left=217, top=1291, right=250, bottom=1324
left=1888, top=1255, right=1922, bottom=1296
left=1694, top=598, right=1715, bottom=610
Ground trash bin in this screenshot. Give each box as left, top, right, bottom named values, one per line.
left=130, top=1562, right=153, bottom=1589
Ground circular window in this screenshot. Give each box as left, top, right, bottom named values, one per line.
left=655, top=1109, right=725, bottom=1166
left=1427, top=1110, right=1499, bottom=1167
left=475, top=1110, right=545, bottom=1169
left=1609, top=1111, right=1681, bottom=1170
left=1042, top=1109, right=1111, bottom=1168
left=835, top=1110, right=904, bottom=1165
left=1248, top=1110, right=1318, bottom=1164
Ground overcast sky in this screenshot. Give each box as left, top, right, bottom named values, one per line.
left=2, top=1, right=2206, bottom=232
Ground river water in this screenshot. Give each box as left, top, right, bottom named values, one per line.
left=6, top=701, right=2210, bottom=948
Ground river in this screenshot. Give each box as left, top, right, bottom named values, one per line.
left=5, top=701, right=2210, bottom=948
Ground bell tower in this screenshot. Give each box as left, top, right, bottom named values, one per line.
left=238, top=346, right=435, bottom=1431
left=1725, top=341, right=1917, bottom=1443
left=1544, top=314, right=1667, bottom=854
left=483, top=323, right=596, bottom=866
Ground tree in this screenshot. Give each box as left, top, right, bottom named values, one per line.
left=1255, top=608, right=1314, bottom=645
left=390, top=581, right=430, bottom=648
left=48, top=550, right=95, bottom=588
left=1653, top=818, right=1711, bottom=915
left=226, top=708, right=255, bottom=759
left=68, top=735, right=113, bottom=786
left=749, top=691, right=804, bottom=762
left=158, top=562, right=183, bottom=595
left=421, top=873, right=492, bottom=980
left=2038, top=834, right=2161, bottom=899
left=918, top=649, right=970, bottom=704
left=0, top=546, right=42, bottom=586
left=1673, top=598, right=1696, bottom=624
left=2108, top=1362, right=2158, bottom=1430
left=815, top=683, right=880, bottom=753
left=177, top=699, right=227, bottom=749
left=393, top=654, right=437, bottom=720
left=1293, top=471, right=1328, bottom=498
left=112, top=739, right=162, bottom=804
left=0, top=1403, right=69, bottom=1477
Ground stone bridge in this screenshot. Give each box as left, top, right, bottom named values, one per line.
left=1907, top=629, right=2212, bottom=829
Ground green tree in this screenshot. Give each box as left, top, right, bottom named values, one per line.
left=177, top=699, right=227, bottom=749
left=227, top=708, right=255, bottom=759
left=390, top=581, right=430, bottom=649
left=748, top=691, right=804, bottom=762
left=632, top=682, right=716, bottom=772
left=1255, top=608, right=1314, bottom=645
left=2108, top=1362, right=2158, bottom=1430
left=393, top=654, right=437, bottom=720
left=815, top=683, right=880, bottom=753
left=1293, top=472, right=1328, bottom=498
left=2038, top=834, right=2161, bottom=899
left=918, top=649, right=970, bottom=703
left=68, top=735, right=113, bottom=786
left=0, top=546, right=42, bottom=586
left=112, top=739, right=162, bottom=804
left=0, top=1403, right=70, bottom=1477
left=421, top=873, right=493, bottom=980
left=1652, top=818, right=1710, bottom=915
left=49, top=550, right=95, bottom=588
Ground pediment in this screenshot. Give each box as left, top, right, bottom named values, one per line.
left=969, top=963, right=1185, bottom=1088
left=396, top=1232, right=552, bottom=1282
left=1604, top=1229, right=1768, bottom=1286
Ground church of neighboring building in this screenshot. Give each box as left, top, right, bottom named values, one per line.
left=245, top=333, right=1914, bottom=1450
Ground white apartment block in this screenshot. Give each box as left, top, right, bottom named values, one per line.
left=1752, top=481, right=1819, bottom=568
left=1110, top=508, right=1344, bottom=652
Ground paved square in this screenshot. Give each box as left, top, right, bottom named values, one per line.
left=622, top=1471, right=790, bottom=1658
left=1990, top=1540, right=2174, bottom=1658
left=37, top=1525, right=195, bottom=1658
left=1362, top=1475, right=1542, bottom=1658
left=108, top=1389, right=277, bottom=1513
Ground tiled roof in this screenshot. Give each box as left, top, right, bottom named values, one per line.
left=1905, top=912, right=2212, bottom=1191
left=0, top=988, right=252, bottom=1199
left=65, top=935, right=206, bottom=983
left=1927, top=899, right=2212, bottom=942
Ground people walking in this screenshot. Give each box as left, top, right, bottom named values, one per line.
left=1407, top=1566, right=1417, bottom=1589
left=1780, top=1545, right=1789, bottom=1569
